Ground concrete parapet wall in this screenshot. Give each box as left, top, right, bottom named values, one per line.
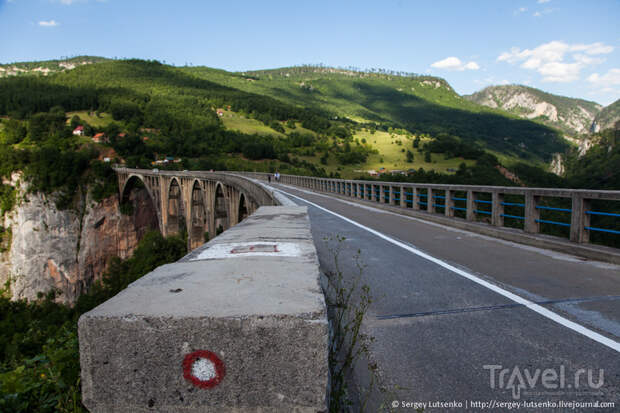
left=79, top=206, right=328, bottom=412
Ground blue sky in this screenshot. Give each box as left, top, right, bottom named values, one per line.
left=1, top=0, right=619, bottom=105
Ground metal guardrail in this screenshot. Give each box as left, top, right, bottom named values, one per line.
left=241, top=172, right=620, bottom=247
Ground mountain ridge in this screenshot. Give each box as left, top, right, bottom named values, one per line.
left=592, top=98, right=620, bottom=132
left=464, top=84, right=604, bottom=137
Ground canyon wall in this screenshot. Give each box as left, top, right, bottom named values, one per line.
left=0, top=176, right=158, bottom=304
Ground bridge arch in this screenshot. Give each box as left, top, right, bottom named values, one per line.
left=189, top=179, right=208, bottom=250
left=121, top=174, right=157, bottom=206
left=166, top=177, right=186, bottom=237
left=213, top=182, right=229, bottom=236
left=118, top=174, right=161, bottom=250
left=238, top=192, right=249, bottom=224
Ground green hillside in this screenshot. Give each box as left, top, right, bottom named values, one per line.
left=0, top=57, right=597, bottom=201
left=183, top=65, right=567, bottom=161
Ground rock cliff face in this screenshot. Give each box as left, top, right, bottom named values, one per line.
left=550, top=153, right=565, bottom=176
left=0, top=178, right=158, bottom=304
left=464, top=85, right=602, bottom=136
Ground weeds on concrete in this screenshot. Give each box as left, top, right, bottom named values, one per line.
left=323, top=234, right=398, bottom=413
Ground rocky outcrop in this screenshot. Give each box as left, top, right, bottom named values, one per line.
left=0, top=57, right=105, bottom=78
left=550, top=153, right=565, bottom=176
left=464, top=85, right=602, bottom=136
left=495, top=165, right=523, bottom=185
left=0, top=177, right=158, bottom=304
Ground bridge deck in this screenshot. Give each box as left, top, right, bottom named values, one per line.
left=270, top=182, right=620, bottom=410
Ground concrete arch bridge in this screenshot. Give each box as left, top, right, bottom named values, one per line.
left=114, top=168, right=277, bottom=250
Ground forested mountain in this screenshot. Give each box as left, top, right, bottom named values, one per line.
left=464, top=85, right=602, bottom=137
left=592, top=98, right=620, bottom=133
left=183, top=65, right=567, bottom=161
left=0, top=57, right=616, bottom=196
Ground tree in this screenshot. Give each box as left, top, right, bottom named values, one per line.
left=28, top=111, right=67, bottom=142
left=70, top=115, right=81, bottom=129
left=3, top=119, right=27, bottom=144
left=424, top=151, right=431, bottom=163
left=320, top=152, right=329, bottom=165
left=406, top=150, right=414, bottom=163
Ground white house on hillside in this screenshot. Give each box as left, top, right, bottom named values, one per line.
left=73, top=125, right=84, bottom=136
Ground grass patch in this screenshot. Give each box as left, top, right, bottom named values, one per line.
left=66, top=111, right=114, bottom=129
left=219, top=110, right=285, bottom=137
left=299, top=130, right=476, bottom=178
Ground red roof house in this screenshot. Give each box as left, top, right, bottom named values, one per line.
left=73, top=125, right=84, bottom=136
left=92, top=133, right=106, bottom=143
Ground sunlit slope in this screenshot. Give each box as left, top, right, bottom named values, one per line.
left=182, top=65, right=567, bottom=161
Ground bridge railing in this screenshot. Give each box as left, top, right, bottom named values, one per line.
left=240, top=172, right=620, bottom=251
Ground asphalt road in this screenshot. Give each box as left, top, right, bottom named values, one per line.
left=268, top=183, right=620, bottom=412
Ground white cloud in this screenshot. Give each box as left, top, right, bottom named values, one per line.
left=38, top=20, right=59, bottom=27
left=463, top=61, right=480, bottom=70
left=571, top=42, right=614, bottom=55
left=431, top=57, right=462, bottom=69
left=537, top=62, right=581, bottom=82
left=53, top=0, right=94, bottom=4
left=538, top=0, right=551, bottom=3
left=497, top=41, right=613, bottom=82
left=533, top=8, right=556, bottom=17
left=430, top=56, right=480, bottom=71
left=573, top=54, right=605, bottom=66
left=588, top=68, right=620, bottom=86
left=514, top=7, right=527, bottom=15
left=474, top=77, right=511, bottom=88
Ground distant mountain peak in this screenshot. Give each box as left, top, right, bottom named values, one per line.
left=464, top=84, right=602, bottom=136
left=591, top=99, right=620, bottom=133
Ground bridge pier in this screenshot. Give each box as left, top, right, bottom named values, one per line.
left=117, top=169, right=275, bottom=253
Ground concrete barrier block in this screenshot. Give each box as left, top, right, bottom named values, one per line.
left=79, top=206, right=328, bottom=412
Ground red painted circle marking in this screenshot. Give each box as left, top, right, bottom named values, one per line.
left=182, top=350, right=225, bottom=389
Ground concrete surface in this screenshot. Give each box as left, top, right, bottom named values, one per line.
left=78, top=206, right=328, bottom=413
left=270, top=183, right=620, bottom=412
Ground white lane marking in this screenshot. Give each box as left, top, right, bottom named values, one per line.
left=275, top=184, right=618, bottom=269
left=275, top=187, right=620, bottom=353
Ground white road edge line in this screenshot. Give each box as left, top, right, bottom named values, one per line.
left=277, top=183, right=617, bottom=268
left=275, top=187, right=620, bottom=353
